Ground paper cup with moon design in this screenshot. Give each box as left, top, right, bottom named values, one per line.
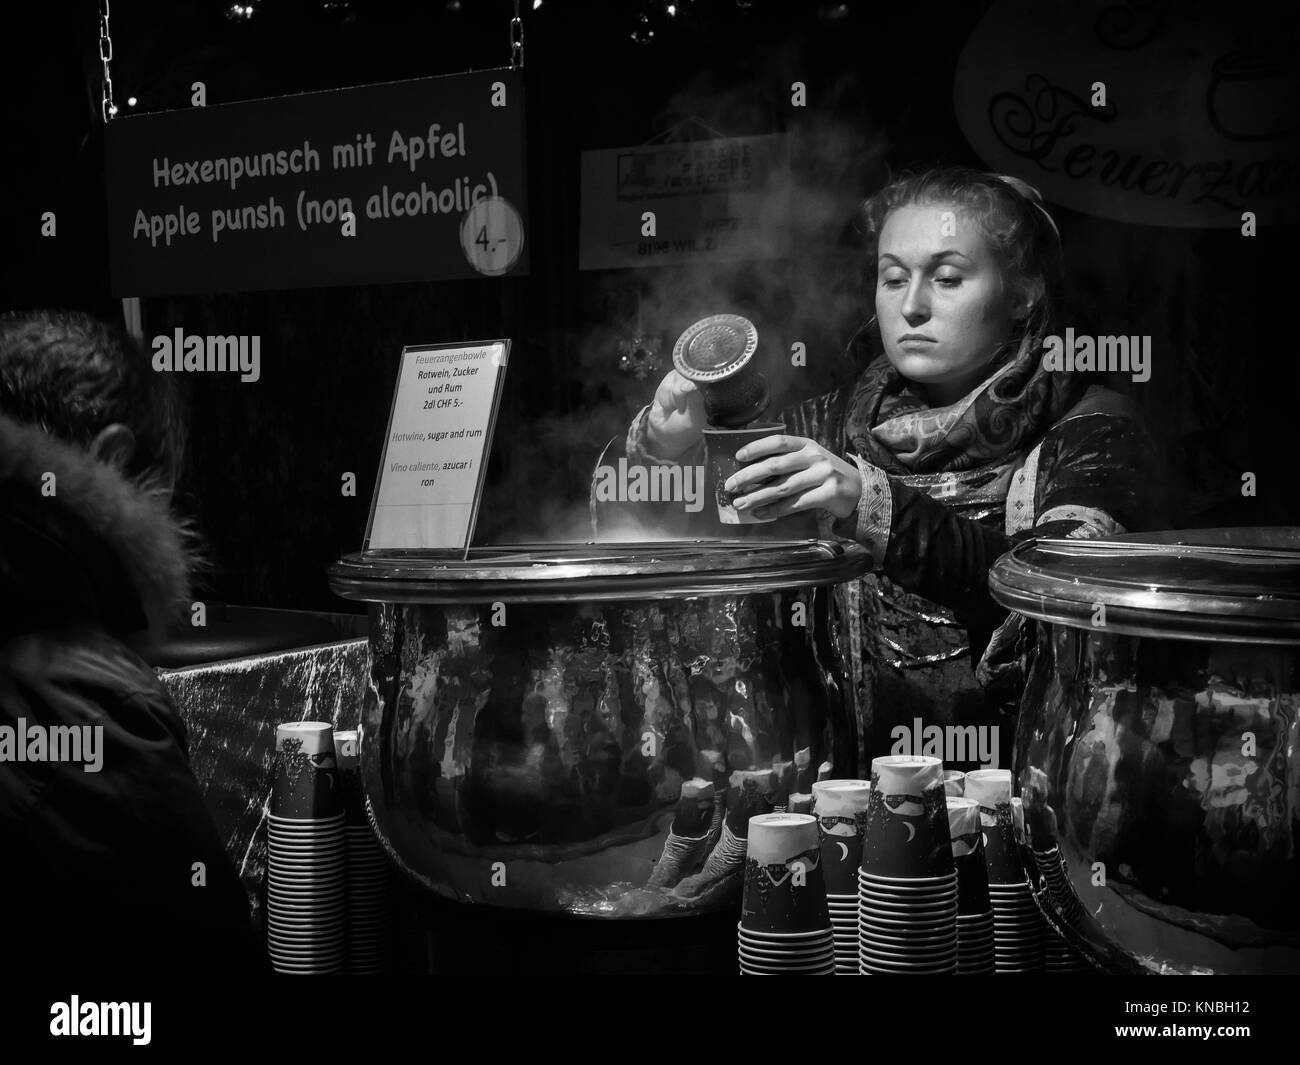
left=963, top=769, right=1023, bottom=884
left=812, top=779, right=871, bottom=895
left=859, top=756, right=953, bottom=879
left=271, top=722, right=342, bottom=820
left=740, top=813, right=831, bottom=934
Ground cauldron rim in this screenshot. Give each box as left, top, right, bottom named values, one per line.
left=327, top=538, right=872, bottom=604
left=989, top=527, right=1300, bottom=644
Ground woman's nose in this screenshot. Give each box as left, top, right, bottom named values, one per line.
left=900, top=279, right=930, bottom=324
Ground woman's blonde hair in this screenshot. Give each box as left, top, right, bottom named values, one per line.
left=859, top=165, right=1065, bottom=354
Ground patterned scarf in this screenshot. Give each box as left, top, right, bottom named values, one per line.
left=844, top=331, right=1085, bottom=480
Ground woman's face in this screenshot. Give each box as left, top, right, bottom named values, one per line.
left=875, top=202, right=1024, bottom=405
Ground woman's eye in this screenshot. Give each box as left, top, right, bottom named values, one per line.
left=880, top=276, right=907, bottom=288
left=934, top=275, right=962, bottom=287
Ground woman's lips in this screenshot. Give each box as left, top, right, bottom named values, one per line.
left=897, top=335, right=937, bottom=345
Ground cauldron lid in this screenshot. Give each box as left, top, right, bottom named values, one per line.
left=673, top=314, right=758, bottom=382
left=989, top=527, right=1300, bottom=643
left=328, top=538, right=871, bottom=604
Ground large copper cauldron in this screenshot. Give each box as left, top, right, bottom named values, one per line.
left=992, top=528, right=1300, bottom=974
left=328, top=540, right=870, bottom=916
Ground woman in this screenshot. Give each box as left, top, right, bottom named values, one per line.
left=602, top=166, right=1159, bottom=769
left=0, top=309, right=265, bottom=976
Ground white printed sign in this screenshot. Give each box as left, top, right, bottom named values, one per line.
left=364, top=340, right=509, bottom=551
left=578, top=134, right=791, bottom=270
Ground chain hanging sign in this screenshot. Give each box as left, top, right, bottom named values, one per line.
left=105, top=70, right=529, bottom=296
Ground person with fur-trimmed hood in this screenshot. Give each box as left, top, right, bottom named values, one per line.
left=0, top=309, right=263, bottom=976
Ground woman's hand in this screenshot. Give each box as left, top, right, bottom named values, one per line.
left=645, top=370, right=707, bottom=460
left=724, top=435, right=863, bottom=521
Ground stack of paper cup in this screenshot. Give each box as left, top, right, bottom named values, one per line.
left=334, top=730, right=391, bottom=975
left=965, top=770, right=1043, bottom=973
left=948, top=797, right=994, bottom=974
left=1008, top=795, right=1083, bottom=971
left=266, top=721, right=345, bottom=975
left=737, top=813, right=834, bottom=975
left=858, top=756, right=957, bottom=975
left=1044, top=925, right=1089, bottom=972
left=812, top=779, right=872, bottom=973
left=1029, top=843, right=1091, bottom=974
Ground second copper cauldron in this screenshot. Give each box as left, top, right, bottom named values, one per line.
left=994, top=528, right=1300, bottom=975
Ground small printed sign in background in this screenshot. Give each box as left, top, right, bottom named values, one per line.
left=578, top=133, right=791, bottom=270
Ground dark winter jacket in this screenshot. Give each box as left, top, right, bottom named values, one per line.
left=0, top=411, right=265, bottom=977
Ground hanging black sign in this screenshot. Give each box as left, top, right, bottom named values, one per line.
left=105, top=69, right=529, bottom=296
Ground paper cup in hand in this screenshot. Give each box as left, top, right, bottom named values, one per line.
left=705, top=425, right=786, bottom=525
left=741, top=813, right=830, bottom=934
left=271, top=722, right=342, bottom=820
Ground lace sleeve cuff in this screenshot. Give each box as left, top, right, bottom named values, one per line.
left=831, top=453, right=891, bottom=570
left=627, top=405, right=705, bottom=467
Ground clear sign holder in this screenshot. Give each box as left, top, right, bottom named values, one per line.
left=361, top=338, right=510, bottom=559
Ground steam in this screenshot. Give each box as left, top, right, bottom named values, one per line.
left=484, top=59, right=890, bottom=546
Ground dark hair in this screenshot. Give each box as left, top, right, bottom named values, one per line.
left=0, top=309, right=185, bottom=489
left=859, top=165, right=1065, bottom=352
